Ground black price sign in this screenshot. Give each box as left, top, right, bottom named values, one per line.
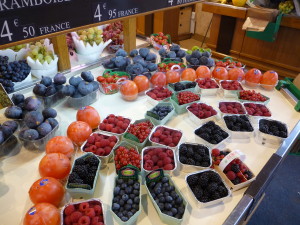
left=0, top=0, right=200, bottom=46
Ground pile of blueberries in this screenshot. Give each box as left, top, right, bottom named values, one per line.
left=112, top=178, right=140, bottom=222
left=150, top=105, right=173, bottom=120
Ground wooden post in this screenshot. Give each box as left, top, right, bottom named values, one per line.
left=51, top=34, right=71, bottom=72
left=123, top=17, right=137, bottom=53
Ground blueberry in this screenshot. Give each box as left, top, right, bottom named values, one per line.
left=133, top=182, right=140, bottom=190
left=178, top=206, right=185, bottom=214
left=69, top=76, right=82, bottom=87
left=159, top=196, right=165, bottom=203
left=124, top=204, right=131, bottom=211
left=171, top=207, right=178, bottom=215
left=127, top=211, right=133, bottom=218
left=37, top=122, right=52, bottom=137
left=134, top=196, right=140, bottom=204
left=131, top=208, right=137, bottom=214
left=33, top=84, right=47, bottom=96
left=117, top=212, right=123, bottom=218
left=129, top=194, right=135, bottom=199
left=40, top=76, right=52, bottom=87
left=44, top=85, right=57, bottom=97
left=122, top=194, right=129, bottom=201
left=12, top=93, right=24, bottom=105
left=113, top=196, right=119, bottom=203
left=112, top=203, right=120, bottom=211
left=166, top=211, right=173, bottom=217
left=129, top=49, right=138, bottom=57
left=45, top=118, right=58, bottom=129
left=119, top=190, right=125, bottom=196
left=121, top=183, right=127, bottom=189
left=154, top=187, right=162, bottom=195
left=77, top=81, right=93, bottom=96
left=139, top=48, right=150, bottom=58
left=155, top=198, right=160, bottom=204
left=114, top=186, right=121, bottom=195
left=133, top=189, right=139, bottom=196
left=119, top=199, right=125, bottom=206
left=122, top=209, right=127, bottom=215
left=176, top=197, right=183, bottom=205
left=117, top=178, right=124, bottom=185
left=21, top=129, right=39, bottom=140
left=164, top=192, right=170, bottom=197
left=157, top=193, right=164, bottom=198
left=163, top=182, right=169, bottom=188
left=0, top=131, right=4, bottom=144
left=42, top=108, right=57, bottom=119
left=4, top=106, right=22, bottom=119
left=158, top=202, right=164, bottom=210
left=24, top=111, right=44, bottom=129
left=165, top=196, right=173, bottom=203
left=24, top=97, right=41, bottom=111
left=116, top=49, right=128, bottom=57
left=132, top=203, right=139, bottom=210
left=54, top=73, right=66, bottom=85
left=125, top=186, right=133, bottom=194
left=128, top=179, right=134, bottom=185
left=121, top=216, right=129, bottom=222
left=81, top=71, right=94, bottom=82
left=127, top=199, right=133, bottom=205
left=164, top=203, right=172, bottom=210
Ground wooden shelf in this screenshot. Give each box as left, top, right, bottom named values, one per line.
left=281, top=15, right=300, bottom=29
left=202, top=2, right=247, bottom=19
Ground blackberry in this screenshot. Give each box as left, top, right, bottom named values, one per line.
left=214, top=134, right=223, bottom=143
left=196, top=147, right=206, bottom=156
left=279, top=131, right=287, bottom=138
left=89, top=166, right=98, bottom=173
left=231, top=164, right=240, bottom=173
left=211, top=192, right=221, bottom=200
left=86, top=174, right=95, bottom=185
left=187, top=175, right=198, bottom=187
left=200, top=162, right=210, bottom=167
left=218, top=186, right=228, bottom=197
left=199, top=195, right=210, bottom=203
left=73, top=165, right=88, bottom=178
left=221, top=131, right=228, bottom=138
left=199, top=133, right=209, bottom=141
left=185, top=82, right=196, bottom=88
left=232, top=177, right=241, bottom=185
left=206, top=182, right=218, bottom=193
left=194, top=154, right=202, bottom=162
left=179, top=144, right=187, bottom=152
left=68, top=172, right=80, bottom=183
left=174, top=83, right=185, bottom=91
left=179, top=156, right=187, bottom=164
left=202, top=155, right=210, bottom=163
left=186, top=158, right=195, bottom=165
left=85, top=156, right=99, bottom=166
left=195, top=161, right=201, bottom=166
left=278, top=123, right=287, bottom=132
left=198, top=173, right=209, bottom=187
left=192, top=186, right=203, bottom=199
left=75, top=158, right=85, bottom=165
left=74, top=178, right=84, bottom=184
left=185, top=146, right=194, bottom=158
left=245, top=170, right=254, bottom=180
left=208, top=172, right=222, bottom=183
left=206, top=121, right=215, bottom=127
left=231, top=126, right=240, bottom=131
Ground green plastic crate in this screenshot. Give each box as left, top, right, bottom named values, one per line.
left=276, top=77, right=300, bottom=111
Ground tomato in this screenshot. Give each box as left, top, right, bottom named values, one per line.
left=212, top=67, right=229, bottom=81
left=245, top=68, right=262, bottom=86
left=151, top=72, right=167, bottom=87
left=39, top=153, right=71, bottom=180
left=97, top=76, right=105, bottom=83
left=76, top=106, right=100, bottom=129
left=67, top=121, right=92, bottom=146
left=181, top=68, right=197, bottom=81
left=228, top=68, right=245, bottom=81
left=120, top=80, right=138, bottom=101
left=196, top=66, right=211, bottom=79
left=133, top=75, right=150, bottom=92
left=29, top=177, right=64, bottom=207
left=106, top=77, right=114, bottom=83
left=45, top=136, right=74, bottom=158
left=260, top=70, right=278, bottom=90
left=23, top=203, right=60, bottom=225
left=166, top=70, right=180, bottom=84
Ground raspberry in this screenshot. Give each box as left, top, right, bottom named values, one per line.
left=151, top=155, right=159, bottom=163
left=70, top=211, right=83, bottom=223
left=79, top=202, right=90, bottom=212
left=85, top=208, right=95, bottom=218
left=226, top=171, right=236, bottom=180
left=159, top=152, right=167, bottom=159
left=145, top=160, right=154, bottom=167
left=78, top=215, right=91, bottom=225
left=157, top=160, right=163, bottom=167
left=143, top=154, right=151, bottom=161
left=64, top=204, right=76, bottom=216
left=166, top=149, right=174, bottom=157
left=87, top=135, right=95, bottom=144
left=64, top=216, right=72, bottom=225
left=91, top=217, right=99, bottom=224
left=163, top=157, right=172, bottom=165
left=211, top=148, right=220, bottom=157
left=164, top=164, right=174, bottom=170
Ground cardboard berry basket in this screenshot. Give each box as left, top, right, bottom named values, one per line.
left=194, top=122, right=230, bottom=149
left=66, top=88, right=100, bottom=109
left=145, top=170, right=188, bottom=225
left=185, top=169, right=231, bottom=208
left=221, top=115, right=255, bottom=140
left=145, top=88, right=172, bottom=106
left=167, top=81, right=197, bottom=94
left=61, top=198, right=106, bottom=225
left=110, top=168, right=142, bottom=225
left=66, top=153, right=101, bottom=198
left=98, top=115, right=132, bottom=138
left=219, top=80, right=244, bottom=98
left=170, top=92, right=201, bottom=114
left=113, top=141, right=141, bottom=173
left=145, top=102, right=175, bottom=126
left=195, top=78, right=220, bottom=96
left=242, top=102, right=272, bottom=124
left=218, top=101, right=248, bottom=117
left=237, top=91, right=270, bottom=105
left=177, top=142, right=212, bottom=173
left=141, top=146, right=178, bottom=177
left=18, top=124, right=59, bottom=151
left=122, top=119, right=154, bottom=152
left=186, top=102, right=219, bottom=127
left=80, top=131, right=120, bottom=167
left=213, top=149, right=256, bottom=191
left=149, top=125, right=184, bottom=151
left=256, top=118, right=288, bottom=147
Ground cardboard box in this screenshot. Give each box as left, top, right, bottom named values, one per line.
left=247, top=7, right=279, bottom=22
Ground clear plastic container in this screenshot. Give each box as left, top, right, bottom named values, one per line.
left=145, top=174, right=188, bottom=225
left=243, top=102, right=272, bottom=124
left=80, top=131, right=119, bottom=167
left=144, top=102, right=175, bottom=126
left=66, top=88, right=100, bottom=109
left=145, top=88, right=172, bottom=106
left=220, top=80, right=244, bottom=98
left=218, top=101, right=247, bottom=117
left=244, top=80, right=260, bottom=88
left=177, top=142, right=212, bottom=173
left=36, top=91, right=66, bottom=108
left=186, top=103, right=219, bottom=127
left=170, top=93, right=201, bottom=114
left=195, top=78, right=220, bottom=96
left=185, top=169, right=231, bottom=208
left=66, top=153, right=101, bottom=198
left=18, top=124, right=59, bottom=151
left=222, top=115, right=254, bottom=139
left=99, top=116, right=132, bottom=138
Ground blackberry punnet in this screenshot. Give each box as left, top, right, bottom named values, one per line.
left=224, top=115, right=253, bottom=132
left=179, top=144, right=211, bottom=167
left=186, top=174, right=199, bottom=187
left=259, top=119, right=287, bottom=138
left=195, top=121, right=229, bottom=144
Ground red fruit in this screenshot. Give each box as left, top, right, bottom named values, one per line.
left=163, top=157, right=172, bottom=165
left=211, top=148, right=220, bottom=157
left=79, top=202, right=90, bottom=212
left=159, top=152, right=167, bottom=159
left=164, top=164, right=174, bottom=170
left=181, top=68, right=197, bottom=81
left=245, top=68, right=262, bottom=86
left=71, top=211, right=83, bottom=223
left=157, top=160, right=163, bottom=167
left=226, top=171, right=236, bottom=180
left=93, top=205, right=103, bottom=215
left=85, top=208, right=95, bottom=218
left=64, top=205, right=75, bottom=216
left=78, top=216, right=91, bottom=225
left=212, top=67, right=228, bottom=81
left=65, top=216, right=72, bottom=225
left=76, top=106, right=101, bottom=129
left=151, top=72, right=167, bottom=87
left=177, top=91, right=200, bottom=105
left=166, top=149, right=174, bottom=157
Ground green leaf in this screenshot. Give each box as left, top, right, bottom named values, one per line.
left=123, top=133, right=141, bottom=143
left=146, top=111, right=160, bottom=120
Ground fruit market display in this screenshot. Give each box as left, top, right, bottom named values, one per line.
left=126, top=120, right=154, bottom=143
left=99, top=114, right=131, bottom=134
left=196, top=65, right=211, bottom=79
left=143, top=148, right=175, bottom=171
left=45, top=136, right=74, bottom=158
left=259, top=119, right=288, bottom=138
left=228, top=68, right=245, bottom=81
left=196, top=78, right=219, bottom=89
left=103, top=21, right=124, bottom=53
left=186, top=170, right=229, bottom=203
left=23, top=203, right=60, bottom=225
left=0, top=55, right=31, bottom=93
left=187, top=103, right=218, bottom=120
left=219, top=102, right=246, bottom=115
left=26, top=41, right=55, bottom=64
left=223, top=115, right=254, bottom=132
left=103, top=53, right=130, bottom=71
left=130, top=48, right=157, bottom=62
left=158, top=44, right=186, bottom=61
left=77, top=27, right=103, bottom=46
left=195, top=121, right=229, bottom=145
left=181, top=68, right=197, bottom=81
left=186, top=46, right=214, bottom=68
left=150, top=126, right=182, bottom=148
left=97, top=70, right=130, bottom=95
left=0, top=120, right=18, bottom=145
left=112, top=177, right=141, bottom=222
left=179, top=143, right=211, bottom=167
left=77, top=106, right=101, bottom=130
left=114, top=146, right=141, bottom=171
left=33, top=73, right=67, bottom=97
left=62, top=200, right=105, bottom=225
left=212, top=67, right=229, bottom=81
left=67, top=121, right=92, bottom=146
left=176, top=91, right=200, bottom=105
left=147, top=174, right=186, bottom=219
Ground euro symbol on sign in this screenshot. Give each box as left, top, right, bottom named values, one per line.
left=14, top=19, right=19, bottom=27
left=103, top=3, right=106, bottom=9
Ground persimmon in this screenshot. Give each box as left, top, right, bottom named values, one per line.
left=228, top=68, right=245, bottom=81
left=196, top=66, right=211, bottom=79
left=260, top=70, right=278, bottom=90
left=133, top=75, right=150, bottom=92
left=120, top=80, right=139, bottom=101
left=23, top=203, right=60, bottom=225
left=212, top=67, right=228, bottom=81
left=245, top=68, right=262, bottom=87
left=76, top=106, right=100, bottom=129
left=181, top=68, right=197, bottom=81
left=67, top=121, right=92, bottom=146
left=166, top=70, right=180, bottom=83
left=45, top=136, right=74, bottom=158
left=151, top=72, right=167, bottom=87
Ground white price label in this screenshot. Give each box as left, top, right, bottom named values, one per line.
left=219, top=149, right=246, bottom=172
